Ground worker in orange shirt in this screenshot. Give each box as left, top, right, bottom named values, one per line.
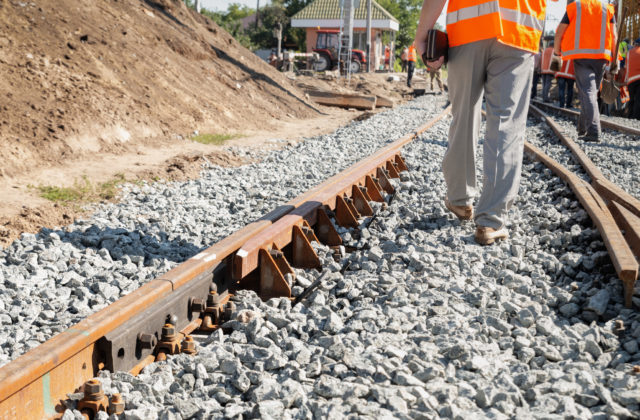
left=554, top=0, right=617, bottom=141
left=541, top=42, right=556, bottom=102
left=406, top=43, right=417, bottom=88
left=555, top=59, right=575, bottom=108
left=384, top=45, right=391, bottom=70
left=623, top=38, right=640, bottom=119
left=415, top=0, right=548, bottom=245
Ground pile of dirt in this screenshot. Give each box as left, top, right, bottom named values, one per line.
left=0, top=0, right=319, bottom=179
left=295, top=72, right=414, bottom=103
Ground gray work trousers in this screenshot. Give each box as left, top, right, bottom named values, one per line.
left=444, top=38, right=533, bottom=229
left=574, top=59, right=607, bottom=137
left=542, top=73, right=553, bottom=102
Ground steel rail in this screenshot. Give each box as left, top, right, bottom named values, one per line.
left=532, top=99, right=640, bottom=137
left=527, top=105, right=639, bottom=307
left=233, top=105, right=452, bottom=280
left=0, top=105, right=451, bottom=419
left=529, top=105, right=640, bottom=220
left=524, top=141, right=638, bottom=307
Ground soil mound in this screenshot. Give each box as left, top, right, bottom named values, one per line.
left=0, top=0, right=319, bottom=178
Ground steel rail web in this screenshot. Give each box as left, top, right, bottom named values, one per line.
left=527, top=105, right=639, bottom=307
left=0, top=105, right=452, bottom=419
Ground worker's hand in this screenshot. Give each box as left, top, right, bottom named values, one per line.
left=550, top=53, right=562, bottom=72
left=415, top=39, right=427, bottom=59
left=426, top=55, right=444, bottom=71
left=610, top=60, right=619, bottom=75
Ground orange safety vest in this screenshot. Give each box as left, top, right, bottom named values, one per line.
left=625, top=46, right=640, bottom=85
left=620, top=86, right=630, bottom=103
left=560, top=0, right=615, bottom=61
left=555, top=59, right=575, bottom=79
left=541, top=46, right=555, bottom=74
left=446, top=0, right=546, bottom=53
left=407, top=46, right=417, bottom=62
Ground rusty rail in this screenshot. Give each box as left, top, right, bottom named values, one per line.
left=528, top=105, right=639, bottom=307
left=0, top=105, right=451, bottom=419
left=532, top=99, right=640, bottom=137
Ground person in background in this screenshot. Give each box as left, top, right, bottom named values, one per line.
left=415, top=0, right=548, bottom=245
left=620, top=38, right=629, bottom=68
left=554, top=0, right=617, bottom=142
left=531, top=46, right=542, bottom=99
left=427, top=63, right=445, bottom=94
left=401, top=46, right=409, bottom=72
left=384, top=45, right=391, bottom=70
left=406, top=43, right=417, bottom=88
left=623, top=38, right=640, bottom=119
left=555, top=58, right=575, bottom=108
left=541, top=42, right=555, bottom=102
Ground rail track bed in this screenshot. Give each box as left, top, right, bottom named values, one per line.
left=2, top=96, right=640, bottom=419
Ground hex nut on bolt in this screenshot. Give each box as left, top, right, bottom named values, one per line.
left=83, top=379, right=103, bottom=399
left=137, top=333, right=157, bottom=350
left=182, top=335, right=197, bottom=355
left=108, top=393, right=125, bottom=415
left=161, top=324, right=176, bottom=339
left=190, top=297, right=205, bottom=312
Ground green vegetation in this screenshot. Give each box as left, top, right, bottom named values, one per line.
left=191, top=133, right=242, bottom=145
left=33, top=173, right=129, bottom=204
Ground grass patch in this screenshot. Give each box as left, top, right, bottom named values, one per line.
left=191, top=133, right=242, bottom=145
left=33, top=173, right=130, bottom=204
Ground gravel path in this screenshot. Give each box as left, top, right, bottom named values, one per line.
left=0, top=96, right=448, bottom=367
left=59, top=107, right=640, bottom=419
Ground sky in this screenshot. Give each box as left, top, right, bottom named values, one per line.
left=202, top=0, right=568, bottom=32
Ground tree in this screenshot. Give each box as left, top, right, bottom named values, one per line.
left=376, top=0, right=422, bottom=51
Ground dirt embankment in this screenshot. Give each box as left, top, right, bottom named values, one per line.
left=0, top=0, right=319, bottom=179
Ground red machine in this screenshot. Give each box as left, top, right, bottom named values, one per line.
left=313, top=30, right=366, bottom=73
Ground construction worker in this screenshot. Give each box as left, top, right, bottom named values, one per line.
left=401, top=46, right=408, bottom=72
left=415, top=0, right=547, bottom=245
left=554, top=0, right=617, bottom=142
left=541, top=42, right=555, bottom=102
left=406, top=43, right=417, bottom=88
left=623, top=38, right=640, bottom=119
left=384, top=45, right=391, bottom=70
left=427, top=63, right=445, bottom=94
left=620, top=38, right=629, bottom=68
left=531, top=46, right=542, bottom=99
left=555, top=59, right=575, bottom=108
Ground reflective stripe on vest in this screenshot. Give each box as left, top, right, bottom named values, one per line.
left=446, top=1, right=500, bottom=25
left=625, top=47, right=640, bottom=84
left=499, top=7, right=544, bottom=31
left=555, top=59, right=575, bottom=79
left=562, top=0, right=613, bottom=60
left=446, top=0, right=544, bottom=53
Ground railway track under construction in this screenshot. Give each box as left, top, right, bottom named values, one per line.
left=1, top=100, right=639, bottom=419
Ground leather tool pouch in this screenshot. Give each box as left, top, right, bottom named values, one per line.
left=422, top=29, right=449, bottom=64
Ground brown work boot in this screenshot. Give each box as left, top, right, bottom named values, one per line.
left=444, top=198, right=473, bottom=221
left=474, top=226, right=508, bottom=245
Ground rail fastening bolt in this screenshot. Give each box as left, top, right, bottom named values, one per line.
left=182, top=335, right=197, bottom=355
left=161, top=324, right=176, bottom=340
left=108, top=393, right=125, bottom=415
left=190, top=297, right=205, bottom=312
left=137, top=333, right=157, bottom=350
left=83, top=379, right=103, bottom=400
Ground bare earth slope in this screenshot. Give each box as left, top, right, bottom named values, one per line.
left=0, top=0, right=319, bottom=178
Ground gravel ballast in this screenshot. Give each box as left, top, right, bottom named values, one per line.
left=0, top=96, right=448, bottom=367
left=60, top=105, right=640, bottom=419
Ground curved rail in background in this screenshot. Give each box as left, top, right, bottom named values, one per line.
left=528, top=105, right=639, bottom=307
left=0, top=106, right=451, bottom=419
left=532, top=99, right=640, bottom=137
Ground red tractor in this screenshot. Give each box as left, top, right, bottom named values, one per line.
left=313, top=30, right=366, bottom=73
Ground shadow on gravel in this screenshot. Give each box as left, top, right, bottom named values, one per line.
left=53, top=225, right=201, bottom=265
